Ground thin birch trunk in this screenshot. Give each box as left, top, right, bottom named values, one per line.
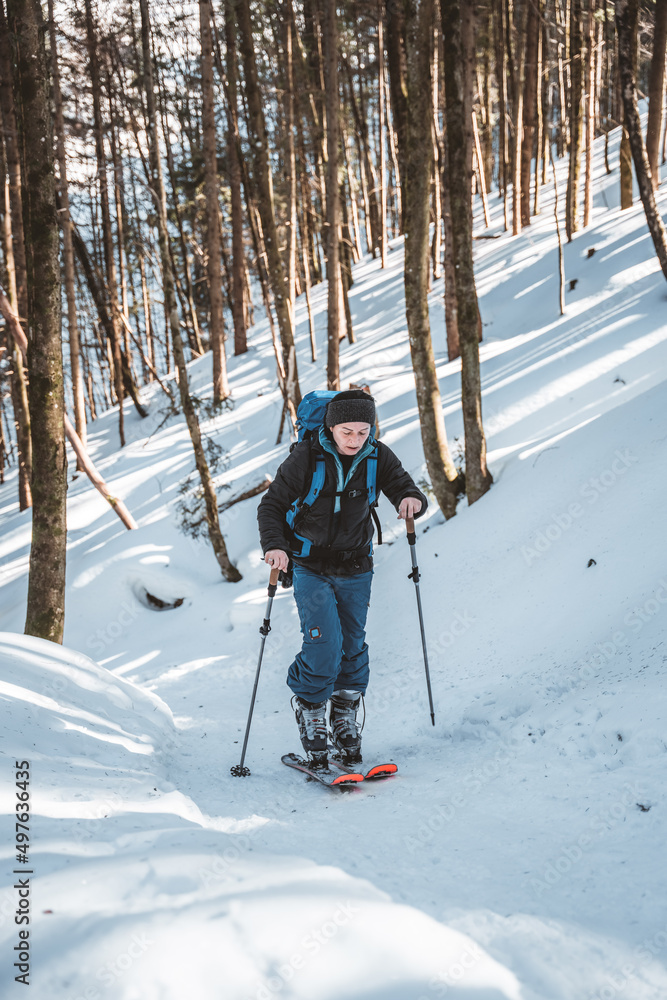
left=235, top=0, right=300, bottom=408
left=85, top=0, right=124, bottom=446
left=218, top=0, right=247, bottom=355
left=48, top=0, right=87, bottom=462
left=199, top=0, right=229, bottom=402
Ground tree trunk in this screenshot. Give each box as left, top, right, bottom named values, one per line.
left=85, top=0, right=125, bottom=446
left=48, top=0, right=86, bottom=463
left=521, top=0, right=540, bottom=228
left=583, top=0, right=596, bottom=227
left=398, top=0, right=459, bottom=520
left=340, top=180, right=355, bottom=345
left=556, top=0, right=568, bottom=159
left=7, top=0, right=66, bottom=642
left=155, top=68, right=204, bottom=360
left=234, top=0, right=300, bottom=409
left=378, top=0, right=387, bottom=266
left=220, top=0, right=247, bottom=355
left=441, top=125, right=460, bottom=360
left=139, top=252, right=154, bottom=377
left=344, top=56, right=380, bottom=257
left=322, top=0, right=341, bottom=389
left=302, top=0, right=327, bottom=273
left=431, top=25, right=443, bottom=278
left=619, top=28, right=634, bottom=209
left=0, top=2, right=31, bottom=507
left=386, top=0, right=408, bottom=229
left=647, top=0, right=667, bottom=187
left=550, top=145, right=565, bottom=315
left=140, top=0, right=241, bottom=581
left=565, top=0, right=583, bottom=239
left=616, top=0, right=667, bottom=280
left=494, top=0, right=509, bottom=227
left=284, top=10, right=298, bottom=320
left=507, top=0, right=526, bottom=236
left=534, top=16, right=544, bottom=213
left=479, top=3, right=494, bottom=191
left=343, top=123, right=363, bottom=259
left=442, top=0, right=492, bottom=506
left=199, top=0, right=229, bottom=402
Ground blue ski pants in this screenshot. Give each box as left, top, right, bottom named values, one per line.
left=287, top=564, right=373, bottom=703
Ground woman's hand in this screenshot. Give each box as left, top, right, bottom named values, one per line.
left=264, top=549, right=290, bottom=572
left=397, top=497, right=422, bottom=520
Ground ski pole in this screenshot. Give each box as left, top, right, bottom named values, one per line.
left=405, top=516, right=435, bottom=726
left=231, top=566, right=280, bottom=777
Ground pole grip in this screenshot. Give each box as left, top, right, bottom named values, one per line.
left=267, top=566, right=280, bottom=596
left=406, top=515, right=416, bottom=546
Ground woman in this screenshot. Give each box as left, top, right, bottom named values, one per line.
left=257, top=389, right=427, bottom=771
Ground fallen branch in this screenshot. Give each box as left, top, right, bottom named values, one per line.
left=0, top=286, right=138, bottom=530
left=218, top=476, right=272, bottom=511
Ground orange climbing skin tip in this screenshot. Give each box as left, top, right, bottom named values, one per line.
left=331, top=772, right=364, bottom=784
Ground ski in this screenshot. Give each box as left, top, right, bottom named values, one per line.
left=329, top=755, right=398, bottom=781
left=281, top=753, right=364, bottom=789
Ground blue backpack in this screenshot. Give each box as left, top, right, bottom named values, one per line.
left=285, top=390, right=381, bottom=558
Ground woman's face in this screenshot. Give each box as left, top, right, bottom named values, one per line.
left=331, top=422, right=371, bottom=456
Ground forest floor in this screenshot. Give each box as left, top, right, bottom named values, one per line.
left=1, top=121, right=667, bottom=999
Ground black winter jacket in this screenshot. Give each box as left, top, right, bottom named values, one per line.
left=257, top=433, right=428, bottom=576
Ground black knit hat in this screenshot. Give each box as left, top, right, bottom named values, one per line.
left=325, top=389, right=376, bottom=428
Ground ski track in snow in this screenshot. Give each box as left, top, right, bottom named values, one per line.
left=1, top=115, right=667, bottom=999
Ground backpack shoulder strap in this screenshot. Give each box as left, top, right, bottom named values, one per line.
left=285, top=440, right=327, bottom=553
left=366, top=445, right=382, bottom=545
left=365, top=447, right=378, bottom=506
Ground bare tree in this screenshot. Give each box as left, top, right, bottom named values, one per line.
left=322, top=0, right=341, bottom=389
left=0, top=1, right=31, bottom=507
left=7, top=0, right=66, bottom=641
left=521, top=0, right=541, bottom=228
left=141, top=0, right=241, bottom=581
left=85, top=0, right=125, bottom=445
left=442, top=0, right=492, bottom=505
left=393, top=0, right=459, bottom=520
left=199, top=0, right=230, bottom=403
left=221, top=0, right=248, bottom=355
left=48, top=0, right=86, bottom=460
left=647, top=0, right=667, bottom=187
left=566, top=0, right=583, bottom=239
left=617, top=0, right=667, bottom=280
left=235, top=0, right=301, bottom=410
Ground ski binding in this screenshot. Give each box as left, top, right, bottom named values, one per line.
left=281, top=753, right=363, bottom=789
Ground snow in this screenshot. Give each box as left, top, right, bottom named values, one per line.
left=1, top=119, right=667, bottom=998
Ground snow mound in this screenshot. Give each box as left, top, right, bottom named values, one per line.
left=20, top=847, right=521, bottom=1000
left=0, top=631, right=174, bottom=757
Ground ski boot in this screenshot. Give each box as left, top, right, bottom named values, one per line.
left=330, top=689, right=363, bottom=766
left=293, top=697, right=329, bottom=771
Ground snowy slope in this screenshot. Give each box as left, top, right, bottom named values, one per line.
left=1, top=119, right=667, bottom=999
